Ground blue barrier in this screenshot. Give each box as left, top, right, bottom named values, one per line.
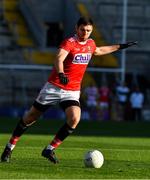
left=0, top=107, right=65, bottom=119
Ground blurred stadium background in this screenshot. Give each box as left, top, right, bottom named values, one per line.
left=0, top=0, right=150, bottom=121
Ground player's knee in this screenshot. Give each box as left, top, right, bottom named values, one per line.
left=23, top=109, right=40, bottom=126
left=68, top=115, right=80, bottom=128
left=23, top=114, right=36, bottom=126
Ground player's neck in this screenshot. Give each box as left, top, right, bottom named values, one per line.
left=74, top=34, right=87, bottom=44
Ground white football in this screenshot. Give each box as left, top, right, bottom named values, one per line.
left=84, top=150, right=104, bottom=168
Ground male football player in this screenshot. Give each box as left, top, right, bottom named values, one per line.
left=1, top=17, right=137, bottom=163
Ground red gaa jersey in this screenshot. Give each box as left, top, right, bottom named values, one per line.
left=48, top=36, right=96, bottom=90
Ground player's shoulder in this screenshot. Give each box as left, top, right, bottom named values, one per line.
left=62, top=36, right=75, bottom=42
left=87, top=38, right=96, bottom=44
left=87, top=38, right=96, bottom=48
left=60, top=36, right=75, bottom=50
left=60, top=36, right=75, bottom=46
left=67, top=36, right=76, bottom=43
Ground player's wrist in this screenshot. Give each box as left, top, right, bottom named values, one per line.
left=119, top=41, right=138, bottom=50
left=58, top=73, right=69, bottom=85
left=58, top=72, right=64, bottom=77
left=119, top=43, right=128, bottom=50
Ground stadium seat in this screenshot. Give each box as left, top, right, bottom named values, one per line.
left=3, top=0, right=35, bottom=48
left=3, top=0, right=18, bottom=11
left=23, top=50, right=55, bottom=65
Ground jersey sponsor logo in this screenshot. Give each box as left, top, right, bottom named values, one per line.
left=72, top=53, right=92, bottom=64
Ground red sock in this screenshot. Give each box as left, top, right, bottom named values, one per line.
left=50, top=136, right=62, bottom=149
left=9, top=136, right=20, bottom=145
left=7, top=136, right=20, bottom=150
left=49, top=123, right=75, bottom=149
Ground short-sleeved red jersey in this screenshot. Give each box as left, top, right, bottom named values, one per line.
left=48, top=36, right=96, bottom=90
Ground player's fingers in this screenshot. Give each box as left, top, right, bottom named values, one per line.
left=128, top=41, right=138, bottom=46
left=64, top=77, right=69, bottom=84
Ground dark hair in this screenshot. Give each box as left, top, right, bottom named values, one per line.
left=76, top=17, right=94, bottom=27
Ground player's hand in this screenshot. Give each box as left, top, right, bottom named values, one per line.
left=59, top=73, right=69, bottom=85
left=119, top=41, right=138, bottom=50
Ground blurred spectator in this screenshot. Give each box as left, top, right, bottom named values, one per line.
left=83, top=83, right=99, bottom=120
left=116, top=82, right=130, bottom=121
left=98, top=84, right=111, bottom=120
left=130, top=87, right=144, bottom=121
left=84, top=83, right=99, bottom=108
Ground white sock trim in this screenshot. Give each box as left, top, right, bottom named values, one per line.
left=46, top=144, right=55, bottom=150
left=7, top=143, right=15, bottom=150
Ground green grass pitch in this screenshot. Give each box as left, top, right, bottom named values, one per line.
left=0, top=118, right=150, bottom=179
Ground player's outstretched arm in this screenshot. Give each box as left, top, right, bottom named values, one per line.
left=94, top=41, right=138, bottom=56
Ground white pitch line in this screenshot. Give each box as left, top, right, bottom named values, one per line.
left=2, top=146, right=149, bottom=152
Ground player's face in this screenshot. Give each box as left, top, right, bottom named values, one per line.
left=76, top=24, right=93, bottom=41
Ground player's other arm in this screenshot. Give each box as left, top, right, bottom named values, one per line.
left=55, top=48, right=69, bottom=73
left=54, top=48, right=69, bottom=85
left=94, top=41, right=137, bottom=56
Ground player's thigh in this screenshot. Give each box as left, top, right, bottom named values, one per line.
left=65, top=106, right=81, bottom=128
